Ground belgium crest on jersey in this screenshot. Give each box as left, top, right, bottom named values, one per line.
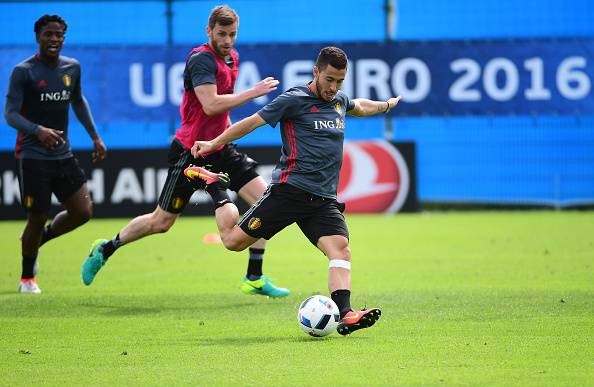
left=171, top=197, right=185, bottom=210
left=24, top=195, right=34, bottom=208
left=248, top=217, right=262, bottom=230
left=62, top=74, right=71, bottom=87
left=334, top=102, right=342, bottom=114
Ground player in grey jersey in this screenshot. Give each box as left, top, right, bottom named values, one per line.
left=4, top=14, right=107, bottom=293
left=186, top=47, right=401, bottom=335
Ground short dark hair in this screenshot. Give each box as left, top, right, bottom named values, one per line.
left=315, top=47, right=348, bottom=71
left=208, top=5, right=239, bottom=30
left=34, top=14, right=67, bottom=35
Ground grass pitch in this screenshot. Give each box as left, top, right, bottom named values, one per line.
left=1, top=211, right=593, bottom=386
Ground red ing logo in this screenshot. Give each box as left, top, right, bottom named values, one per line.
left=338, top=141, right=409, bottom=213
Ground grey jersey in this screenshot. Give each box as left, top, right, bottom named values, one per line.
left=258, top=85, right=355, bottom=199
left=4, top=55, right=97, bottom=160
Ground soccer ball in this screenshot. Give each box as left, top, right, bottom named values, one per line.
left=297, top=295, right=340, bottom=337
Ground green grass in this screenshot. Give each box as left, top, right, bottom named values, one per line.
left=1, top=211, right=593, bottom=386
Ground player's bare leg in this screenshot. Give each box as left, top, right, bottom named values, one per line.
left=225, top=177, right=289, bottom=297
left=186, top=165, right=288, bottom=296
left=184, top=165, right=255, bottom=250
left=317, top=235, right=351, bottom=292
left=19, top=212, right=46, bottom=293
left=118, top=206, right=179, bottom=244
left=40, top=185, right=92, bottom=246
left=237, top=176, right=269, bottom=250
left=213, top=203, right=258, bottom=251
left=317, top=235, right=381, bottom=335
left=82, top=205, right=178, bottom=285
left=21, top=213, right=46, bottom=259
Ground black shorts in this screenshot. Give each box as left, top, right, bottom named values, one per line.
left=16, top=157, right=87, bottom=214
left=158, top=140, right=260, bottom=213
left=239, top=183, right=349, bottom=246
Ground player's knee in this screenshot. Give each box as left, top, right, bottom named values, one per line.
left=327, top=237, right=351, bottom=260
left=221, top=234, right=249, bottom=252
left=27, top=213, right=48, bottom=227
left=222, top=238, right=244, bottom=251
left=339, top=245, right=351, bottom=261
left=78, top=205, right=93, bottom=224
left=327, top=243, right=350, bottom=262
left=152, top=220, right=173, bottom=234
left=150, top=212, right=176, bottom=233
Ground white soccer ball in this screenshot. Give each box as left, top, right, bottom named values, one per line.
left=297, top=295, right=340, bottom=337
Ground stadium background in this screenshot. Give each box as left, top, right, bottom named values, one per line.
left=1, top=0, right=593, bottom=216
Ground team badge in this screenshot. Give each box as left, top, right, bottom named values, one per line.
left=247, top=217, right=262, bottom=230
left=334, top=102, right=342, bottom=114
left=62, top=74, right=71, bottom=87
left=24, top=195, right=34, bottom=208
left=171, top=197, right=185, bottom=210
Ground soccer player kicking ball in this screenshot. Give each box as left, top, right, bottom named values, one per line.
left=185, top=47, right=401, bottom=335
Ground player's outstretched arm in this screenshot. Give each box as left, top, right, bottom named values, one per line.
left=194, top=77, right=279, bottom=116
left=191, top=113, right=266, bottom=157
left=348, top=96, right=402, bottom=117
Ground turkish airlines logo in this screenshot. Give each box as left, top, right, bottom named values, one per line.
left=338, top=140, right=409, bottom=213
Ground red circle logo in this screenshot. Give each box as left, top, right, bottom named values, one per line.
left=338, top=141, right=409, bottom=213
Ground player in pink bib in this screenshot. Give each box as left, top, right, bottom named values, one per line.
left=82, top=5, right=289, bottom=298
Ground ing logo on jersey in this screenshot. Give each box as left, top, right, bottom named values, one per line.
left=40, top=90, right=71, bottom=102
left=313, top=118, right=344, bottom=130
left=335, top=117, right=345, bottom=129
left=62, top=74, right=71, bottom=87
left=247, top=217, right=262, bottom=230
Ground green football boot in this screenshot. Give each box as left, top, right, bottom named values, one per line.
left=82, top=239, right=108, bottom=286
left=241, top=275, right=290, bottom=298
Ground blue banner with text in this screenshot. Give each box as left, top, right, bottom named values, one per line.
left=1, top=39, right=592, bottom=122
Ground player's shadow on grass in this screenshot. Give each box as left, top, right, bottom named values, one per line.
left=78, top=301, right=257, bottom=317
left=289, top=335, right=367, bottom=343
left=79, top=303, right=162, bottom=316
left=104, top=306, right=163, bottom=316
left=195, top=337, right=292, bottom=347
left=195, top=335, right=364, bottom=346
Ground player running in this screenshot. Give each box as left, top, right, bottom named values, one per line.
left=186, top=47, right=401, bottom=335
left=4, top=14, right=107, bottom=293
left=82, top=5, right=289, bottom=298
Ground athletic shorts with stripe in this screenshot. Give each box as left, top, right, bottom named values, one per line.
left=158, top=139, right=259, bottom=213
left=16, top=157, right=87, bottom=213
left=239, top=183, right=349, bottom=246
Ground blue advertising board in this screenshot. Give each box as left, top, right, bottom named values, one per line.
left=1, top=39, right=592, bottom=207
left=1, top=39, right=592, bottom=123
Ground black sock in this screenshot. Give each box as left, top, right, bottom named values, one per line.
left=21, top=254, right=38, bottom=279
left=331, top=289, right=352, bottom=318
left=100, top=233, right=122, bottom=260
left=206, top=182, right=232, bottom=209
left=39, top=224, right=53, bottom=247
left=247, top=248, right=264, bottom=280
